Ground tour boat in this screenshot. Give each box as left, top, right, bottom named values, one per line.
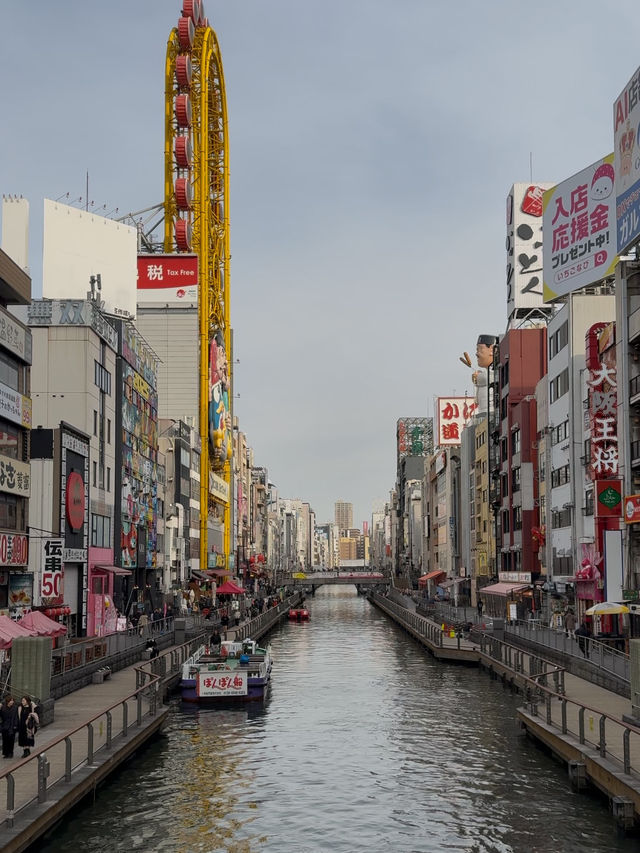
left=180, top=639, right=272, bottom=703
left=288, top=608, right=310, bottom=621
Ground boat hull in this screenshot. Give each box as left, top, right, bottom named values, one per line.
left=180, top=676, right=270, bottom=703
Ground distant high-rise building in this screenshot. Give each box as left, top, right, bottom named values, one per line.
left=334, top=501, right=353, bottom=532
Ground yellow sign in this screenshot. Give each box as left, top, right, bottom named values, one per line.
left=133, top=373, right=151, bottom=400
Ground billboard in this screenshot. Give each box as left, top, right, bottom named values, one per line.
left=43, top=200, right=137, bottom=317
left=209, top=330, right=231, bottom=472
left=436, top=397, right=477, bottom=446
left=506, top=183, right=553, bottom=318
left=543, top=155, right=617, bottom=302
left=137, top=254, right=198, bottom=303
left=397, top=418, right=434, bottom=460
left=614, top=66, right=640, bottom=253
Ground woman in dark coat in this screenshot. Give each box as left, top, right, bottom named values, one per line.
left=17, top=695, right=38, bottom=758
left=0, top=695, right=18, bottom=758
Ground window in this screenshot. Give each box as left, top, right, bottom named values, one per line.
left=584, top=490, right=594, bottom=516
left=550, top=368, right=569, bottom=403
left=501, top=472, right=508, bottom=499
left=500, top=397, right=507, bottom=420
left=549, top=320, right=569, bottom=359
left=511, top=467, right=521, bottom=493
left=94, top=361, right=112, bottom=395
left=93, top=410, right=98, bottom=436
left=552, top=420, right=569, bottom=446
left=0, top=494, right=19, bottom=530
left=93, top=460, right=97, bottom=486
left=512, top=429, right=521, bottom=455
left=513, top=505, right=522, bottom=530
left=551, top=464, right=571, bottom=488
left=501, top=437, right=508, bottom=462
left=502, top=509, right=510, bottom=533
left=107, top=467, right=111, bottom=492
left=91, top=514, right=112, bottom=548
left=552, top=508, right=572, bottom=528
left=0, top=418, right=20, bottom=460
left=0, top=351, right=20, bottom=392
left=107, top=419, right=111, bottom=444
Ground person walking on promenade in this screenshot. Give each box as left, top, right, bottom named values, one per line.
left=138, top=611, right=149, bottom=637
left=564, top=609, right=576, bottom=639
left=477, top=599, right=483, bottom=620
left=0, top=695, right=18, bottom=759
left=575, top=622, right=591, bottom=658
left=17, top=695, right=38, bottom=758
left=210, top=629, right=222, bottom=652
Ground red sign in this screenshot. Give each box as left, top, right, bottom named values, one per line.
left=66, top=471, right=85, bottom=531
left=0, top=533, right=28, bottom=566
left=625, top=495, right=640, bottom=524
left=137, top=254, right=198, bottom=292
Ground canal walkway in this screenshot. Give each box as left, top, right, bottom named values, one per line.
left=0, top=595, right=300, bottom=852
left=374, top=588, right=640, bottom=830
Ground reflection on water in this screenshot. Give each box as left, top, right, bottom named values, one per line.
left=40, top=587, right=636, bottom=853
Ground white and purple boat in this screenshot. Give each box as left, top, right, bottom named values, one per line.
left=180, top=639, right=273, bottom=703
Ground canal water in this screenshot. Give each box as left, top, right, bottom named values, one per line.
left=40, top=587, right=636, bottom=853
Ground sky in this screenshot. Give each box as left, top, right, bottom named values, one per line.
left=0, top=0, right=638, bottom=528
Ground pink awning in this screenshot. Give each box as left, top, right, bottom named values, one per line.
left=0, top=615, right=36, bottom=650
left=20, top=610, right=67, bottom=638
left=216, top=581, right=245, bottom=594
left=480, top=582, right=530, bottom=596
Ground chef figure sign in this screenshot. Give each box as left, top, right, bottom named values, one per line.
left=460, top=334, right=497, bottom=415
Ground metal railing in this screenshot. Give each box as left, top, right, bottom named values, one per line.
left=51, top=618, right=175, bottom=676
left=232, top=593, right=303, bottom=642
left=480, top=632, right=640, bottom=780
left=505, top=620, right=629, bottom=683
left=371, top=593, right=444, bottom=648
left=0, top=632, right=204, bottom=831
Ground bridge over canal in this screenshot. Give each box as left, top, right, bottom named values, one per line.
left=282, top=571, right=386, bottom=589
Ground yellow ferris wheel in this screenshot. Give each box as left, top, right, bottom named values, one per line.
left=164, top=0, right=231, bottom=571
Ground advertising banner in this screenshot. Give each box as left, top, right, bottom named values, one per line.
left=614, top=66, right=640, bottom=253
left=0, top=533, right=28, bottom=567
left=198, top=670, right=247, bottom=697
left=137, top=254, right=198, bottom=302
left=40, top=538, right=64, bottom=606
left=0, top=456, right=30, bottom=497
left=397, top=418, right=433, bottom=459
left=8, top=573, right=32, bottom=615
left=595, top=479, right=622, bottom=517
left=0, top=381, right=31, bottom=429
left=543, top=155, right=617, bottom=302
left=506, top=183, right=553, bottom=318
left=436, top=397, right=477, bottom=446
left=0, top=305, right=31, bottom=364
left=624, top=494, right=640, bottom=524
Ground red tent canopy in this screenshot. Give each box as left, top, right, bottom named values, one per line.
left=216, top=581, right=245, bottom=594
left=0, top=615, right=36, bottom=650
left=20, top=610, right=67, bottom=638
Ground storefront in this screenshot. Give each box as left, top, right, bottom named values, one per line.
left=479, top=581, right=531, bottom=619
left=88, top=545, right=132, bottom=635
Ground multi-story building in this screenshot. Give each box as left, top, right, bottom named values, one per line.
left=0, top=249, right=32, bottom=618
left=334, top=501, right=353, bottom=532
left=28, top=297, right=118, bottom=635
left=482, top=327, right=547, bottom=618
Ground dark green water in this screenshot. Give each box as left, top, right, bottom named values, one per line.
left=40, top=587, right=635, bottom=852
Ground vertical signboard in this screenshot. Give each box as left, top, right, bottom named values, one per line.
left=506, top=183, right=553, bottom=319
left=436, top=397, right=477, bottom=446
left=614, top=66, right=640, bottom=253
left=40, top=538, right=64, bottom=606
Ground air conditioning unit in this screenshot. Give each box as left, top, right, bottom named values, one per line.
left=629, top=604, right=640, bottom=615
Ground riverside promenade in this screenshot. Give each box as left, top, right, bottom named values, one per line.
left=371, top=588, right=640, bottom=832
left=0, top=593, right=301, bottom=852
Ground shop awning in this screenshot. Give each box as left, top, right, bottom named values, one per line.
left=207, top=568, right=227, bottom=577
left=191, top=570, right=211, bottom=581
left=440, top=578, right=465, bottom=589
left=418, top=570, right=446, bottom=588
left=480, top=582, right=530, bottom=596
left=95, top=565, right=133, bottom=576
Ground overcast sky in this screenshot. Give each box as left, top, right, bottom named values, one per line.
left=1, top=1, right=638, bottom=527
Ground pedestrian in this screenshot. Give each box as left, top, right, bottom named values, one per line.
left=138, top=611, right=149, bottom=637
left=477, top=599, right=483, bottom=619
left=575, top=622, right=591, bottom=658
left=210, top=629, right=222, bottom=652
left=564, top=609, right=577, bottom=638
left=0, top=695, right=18, bottom=759
left=17, top=696, right=38, bottom=758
